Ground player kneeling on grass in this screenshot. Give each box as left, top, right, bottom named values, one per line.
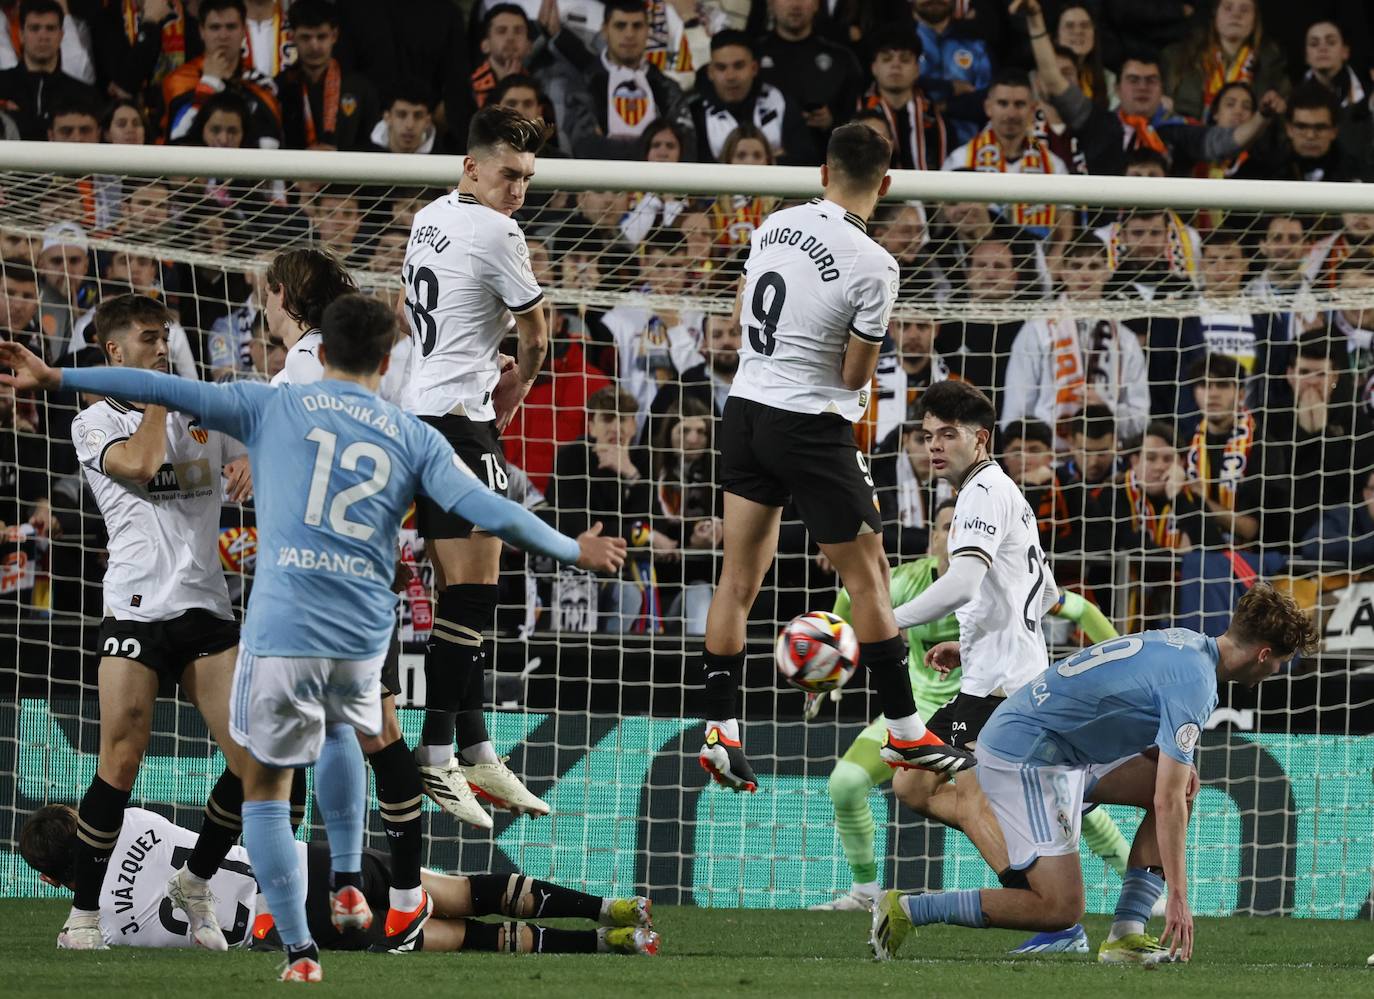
left=870, top=583, right=1317, bottom=966
left=19, top=804, right=657, bottom=956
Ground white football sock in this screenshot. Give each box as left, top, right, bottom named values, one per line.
left=1108, top=919, right=1146, bottom=941
left=389, top=886, right=424, bottom=912
left=706, top=719, right=740, bottom=742
left=413, top=745, right=451, bottom=766
left=886, top=713, right=929, bottom=741
left=460, top=740, right=500, bottom=765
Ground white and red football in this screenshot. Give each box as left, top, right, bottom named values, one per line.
left=775, top=611, right=860, bottom=693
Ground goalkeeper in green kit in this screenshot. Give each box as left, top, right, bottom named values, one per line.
left=809, top=500, right=1131, bottom=943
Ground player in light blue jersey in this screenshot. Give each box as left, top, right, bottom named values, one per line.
left=0, top=296, right=627, bottom=983
left=870, top=583, right=1316, bottom=967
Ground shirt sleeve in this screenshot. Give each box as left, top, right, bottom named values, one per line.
left=480, top=222, right=544, bottom=315
left=1153, top=679, right=1211, bottom=765
left=947, top=476, right=1009, bottom=567
left=284, top=341, right=325, bottom=384
left=848, top=250, right=898, bottom=343
left=70, top=407, right=127, bottom=475
left=60, top=367, right=269, bottom=447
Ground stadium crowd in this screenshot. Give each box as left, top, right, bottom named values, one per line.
left=1, top=0, right=1374, bottom=641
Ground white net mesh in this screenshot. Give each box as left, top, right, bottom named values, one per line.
left=1, top=150, right=1373, bottom=917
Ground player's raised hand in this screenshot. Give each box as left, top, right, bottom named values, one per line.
left=1160, top=891, right=1194, bottom=962
left=0, top=341, right=61, bottom=391
left=924, top=641, right=962, bottom=675
left=575, top=521, right=627, bottom=574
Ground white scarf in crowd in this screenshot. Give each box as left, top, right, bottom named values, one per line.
left=702, top=82, right=787, bottom=159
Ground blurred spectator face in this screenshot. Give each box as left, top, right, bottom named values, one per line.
left=125, top=183, right=171, bottom=230
left=526, top=238, right=555, bottom=286
left=370, top=227, right=409, bottom=273
left=0, top=230, right=34, bottom=265
left=1057, top=250, right=1110, bottom=299
left=709, top=44, right=758, bottom=104
left=202, top=108, right=246, bottom=148
left=39, top=243, right=88, bottom=293
left=105, top=104, right=147, bottom=144
left=1124, top=160, right=1166, bottom=179
left=903, top=426, right=933, bottom=479
left=893, top=317, right=935, bottom=359
left=1210, top=86, right=1254, bottom=128
left=588, top=407, right=636, bottom=446
left=641, top=244, right=687, bottom=295
left=1213, top=0, right=1255, bottom=47
left=1201, top=240, right=1245, bottom=295
left=1000, top=433, right=1052, bottom=487
left=604, top=7, right=649, bottom=67
left=385, top=100, right=432, bottom=154
left=1286, top=105, right=1337, bottom=159
left=1338, top=269, right=1374, bottom=330
left=201, top=6, right=246, bottom=60
left=1056, top=6, right=1094, bottom=57
left=1072, top=426, right=1116, bottom=483
left=773, top=0, right=818, bottom=35
left=1120, top=214, right=1169, bottom=265
left=705, top=314, right=740, bottom=375
left=494, top=84, right=541, bottom=120
left=1305, top=21, right=1347, bottom=74
left=672, top=415, right=709, bottom=456
left=49, top=112, right=99, bottom=143
left=293, top=19, right=339, bottom=75
left=1194, top=374, right=1240, bottom=425
left=1, top=271, right=40, bottom=331
left=316, top=194, right=361, bottom=253
left=967, top=240, right=1017, bottom=299
left=729, top=136, right=769, bottom=165
left=679, top=211, right=713, bottom=261
left=1132, top=433, right=1177, bottom=498
left=943, top=200, right=991, bottom=238
left=481, top=11, right=531, bottom=72
left=107, top=251, right=158, bottom=293
left=251, top=332, right=287, bottom=379
left=878, top=205, right=925, bottom=264
left=1343, top=211, right=1374, bottom=244
left=20, top=10, right=61, bottom=65
left=927, top=502, right=953, bottom=561
left=562, top=251, right=603, bottom=288
left=390, top=193, right=425, bottom=230
left=871, top=47, right=919, bottom=94
left=1287, top=352, right=1338, bottom=407
left=1259, top=217, right=1308, bottom=277
left=576, top=189, right=629, bottom=229
left=985, top=84, right=1033, bottom=144
left=913, top=0, right=954, bottom=27
left=1117, top=59, right=1163, bottom=117
left=645, top=126, right=683, bottom=162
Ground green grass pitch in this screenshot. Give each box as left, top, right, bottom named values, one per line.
left=2, top=900, right=1368, bottom=998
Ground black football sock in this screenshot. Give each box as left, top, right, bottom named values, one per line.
left=527, top=924, right=598, bottom=954
left=863, top=636, right=919, bottom=720
left=368, top=738, right=424, bottom=891
left=289, top=768, right=308, bottom=834
left=701, top=648, right=746, bottom=721
left=467, top=873, right=602, bottom=921
left=331, top=870, right=364, bottom=891
left=187, top=767, right=243, bottom=880
left=421, top=584, right=497, bottom=752
left=72, top=776, right=129, bottom=911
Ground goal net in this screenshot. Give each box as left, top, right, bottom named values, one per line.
left=1, top=144, right=1372, bottom=919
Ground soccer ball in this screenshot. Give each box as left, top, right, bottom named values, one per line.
left=775, top=611, right=860, bottom=693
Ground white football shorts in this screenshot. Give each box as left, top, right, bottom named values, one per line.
left=229, top=646, right=384, bottom=768
left=976, top=745, right=1135, bottom=871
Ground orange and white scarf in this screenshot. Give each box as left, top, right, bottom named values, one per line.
left=1102, top=211, right=1199, bottom=278
left=1048, top=317, right=1116, bottom=424
left=123, top=0, right=187, bottom=83
left=644, top=0, right=692, bottom=74
left=1202, top=44, right=1254, bottom=112
left=860, top=87, right=946, bottom=170
left=242, top=3, right=292, bottom=77
left=962, top=127, right=1057, bottom=228
left=1186, top=410, right=1254, bottom=510
left=1124, top=468, right=1184, bottom=549
left=299, top=59, right=342, bottom=148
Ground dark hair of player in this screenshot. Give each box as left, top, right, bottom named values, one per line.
left=320, top=293, right=395, bottom=376
left=482, top=2, right=532, bottom=39
left=988, top=68, right=1033, bottom=94
left=1228, top=582, right=1320, bottom=657
left=917, top=380, right=996, bottom=435
left=825, top=122, right=892, bottom=191
left=467, top=104, right=550, bottom=158
left=266, top=247, right=357, bottom=330
left=710, top=29, right=756, bottom=57
left=94, top=294, right=172, bottom=354
left=198, top=0, right=247, bottom=22
left=1187, top=351, right=1243, bottom=385
left=2, top=261, right=39, bottom=288
left=1285, top=80, right=1340, bottom=123
left=19, top=804, right=77, bottom=886
left=1001, top=418, right=1053, bottom=451
left=587, top=385, right=639, bottom=416
left=19, top=0, right=62, bottom=26
left=287, top=0, right=338, bottom=30
left=869, top=26, right=921, bottom=60
left=1070, top=403, right=1116, bottom=442
left=850, top=107, right=893, bottom=138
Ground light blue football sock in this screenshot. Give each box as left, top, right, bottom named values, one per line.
left=242, top=799, right=310, bottom=950
left=316, top=723, right=366, bottom=878
left=1110, top=866, right=1166, bottom=938
left=903, top=889, right=987, bottom=928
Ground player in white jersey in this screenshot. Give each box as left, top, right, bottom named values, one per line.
left=19, top=804, right=659, bottom=956
left=401, top=105, right=553, bottom=816
left=695, top=124, right=975, bottom=794
left=57, top=294, right=254, bottom=953
left=885, top=379, right=1062, bottom=890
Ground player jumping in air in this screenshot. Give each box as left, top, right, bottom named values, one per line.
left=871, top=583, right=1318, bottom=965
left=19, top=804, right=658, bottom=956
left=0, top=295, right=625, bottom=982
left=810, top=499, right=1130, bottom=933
left=400, top=104, right=554, bottom=818
left=696, top=122, right=975, bottom=793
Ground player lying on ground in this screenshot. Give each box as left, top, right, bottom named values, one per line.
left=811, top=500, right=1130, bottom=934
left=871, top=583, right=1318, bottom=965
left=697, top=122, right=975, bottom=794
left=19, top=804, right=658, bottom=956
left=0, top=295, right=626, bottom=983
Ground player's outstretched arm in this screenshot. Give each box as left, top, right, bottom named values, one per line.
left=1051, top=590, right=1119, bottom=644
left=0, top=341, right=263, bottom=443
left=892, top=556, right=988, bottom=630
left=1154, top=753, right=1195, bottom=961
left=451, top=489, right=626, bottom=572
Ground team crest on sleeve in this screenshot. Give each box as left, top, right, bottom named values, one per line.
left=83, top=427, right=107, bottom=451
left=1174, top=723, right=1201, bottom=754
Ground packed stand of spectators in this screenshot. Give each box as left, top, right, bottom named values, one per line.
left=2, top=0, right=1374, bottom=642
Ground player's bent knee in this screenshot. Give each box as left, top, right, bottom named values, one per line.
left=892, top=769, right=936, bottom=814
left=828, top=760, right=873, bottom=807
